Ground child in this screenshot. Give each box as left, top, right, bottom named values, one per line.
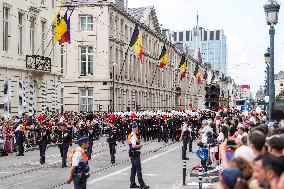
left=196, top=140, right=208, bottom=172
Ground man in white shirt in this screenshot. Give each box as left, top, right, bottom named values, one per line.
left=66, top=137, right=90, bottom=189
left=200, top=120, right=213, bottom=145
left=128, top=123, right=149, bottom=189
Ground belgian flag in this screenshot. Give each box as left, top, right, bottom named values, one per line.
left=194, top=64, right=201, bottom=85
left=130, top=25, right=143, bottom=64
left=179, top=56, right=186, bottom=80
left=159, top=44, right=168, bottom=68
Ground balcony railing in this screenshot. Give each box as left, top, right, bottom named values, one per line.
left=26, top=55, right=51, bottom=72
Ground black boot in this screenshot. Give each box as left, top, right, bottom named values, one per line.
left=130, top=183, right=140, bottom=188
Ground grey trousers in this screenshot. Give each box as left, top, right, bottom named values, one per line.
left=130, top=155, right=145, bottom=186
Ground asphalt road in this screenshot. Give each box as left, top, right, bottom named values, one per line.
left=0, top=138, right=201, bottom=189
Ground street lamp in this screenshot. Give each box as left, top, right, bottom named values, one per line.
left=264, top=0, right=280, bottom=121
left=264, top=47, right=270, bottom=96
left=112, top=62, right=117, bottom=112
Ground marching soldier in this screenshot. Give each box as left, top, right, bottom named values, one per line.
left=128, top=123, right=149, bottom=189
left=35, top=124, right=51, bottom=164
left=66, top=136, right=90, bottom=189
left=55, top=123, right=72, bottom=168
left=107, top=122, right=121, bottom=164
left=86, top=120, right=96, bottom=159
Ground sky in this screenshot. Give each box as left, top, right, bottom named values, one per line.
left=128, top=0, right=284, bottom=95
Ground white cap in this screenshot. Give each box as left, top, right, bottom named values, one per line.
left=234, top=146, right=254, bottom=163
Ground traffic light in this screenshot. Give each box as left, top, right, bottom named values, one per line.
left=205, top=84, right=220, bottom=109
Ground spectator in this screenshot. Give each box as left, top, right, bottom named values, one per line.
left=253, top=153, right=284, bottom=189
left=267, top=136, right=284, bottom=158
left=248, top=131, right=266, bottom=157
left=230, top=157, right=262, bottom=189
left=219, top=168, right=248, bottom=189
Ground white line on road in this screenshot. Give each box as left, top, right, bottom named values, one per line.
left=87, top=144, right=181, bottom=185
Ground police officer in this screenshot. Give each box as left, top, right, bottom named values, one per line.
left=128, top=123, right=149, bottom=189
left=66, top=136, right=90, bottom=189
left=180, top=123, right=191, bottom=160
left=35, top=124, right=51, bottom=164
left=107, top=122, right=120, bottom=164
left=55, top=123, right=72, bottom=168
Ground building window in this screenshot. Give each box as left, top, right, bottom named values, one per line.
left=173, top=32, right=177, bottom=41
left=186, top=31, right=190, bottom=41
left=3, top=7, right=9, bottom=52
left=41, top=21, right=46, bottom=56
left=30, top=17, right=36, bottom=54
left=216, top=30, right=220, bottom=40
left=210, top=31, right=214, bottom=40
left=280, top=83, right=284, bottom=87
left=61, top=46, right=64, bottom=73
left=204, top=31, right=207, bottom=41
left=179, top=32, right=183, bottom=41
left=80, top=46, right=93, bottom=76
left=80, top=89, right=93, bottom=112
left=80, top=16, right=93, bottom=31
left=18, top=13, right=23, bottom=55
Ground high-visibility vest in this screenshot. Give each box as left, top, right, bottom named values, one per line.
left=68, top=147, right=88, bottom=165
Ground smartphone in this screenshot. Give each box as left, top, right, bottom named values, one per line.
left=227, top=140, right=236, bottom=146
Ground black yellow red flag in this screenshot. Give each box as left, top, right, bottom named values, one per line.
left=159, top=44, right=168, bottom=68
left=129, top=25, right=143, bottom=64
left=179, top=56, right=186, bottom=80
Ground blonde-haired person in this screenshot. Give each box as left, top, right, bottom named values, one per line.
left=230, top=157, right=263, bottom=189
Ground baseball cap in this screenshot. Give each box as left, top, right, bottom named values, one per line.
left=220, top=168, right=243, bottom=189
left=132, top=123, right=138, bottom=129
left=78, top=136, right=89, bottom=144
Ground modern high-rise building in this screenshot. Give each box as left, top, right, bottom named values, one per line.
left=172, top=24, right=228, bottom=75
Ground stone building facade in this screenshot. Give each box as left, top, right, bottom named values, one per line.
left=0, top=0, right=61, bottom=118
left=61, top=1, right=216, bottom=112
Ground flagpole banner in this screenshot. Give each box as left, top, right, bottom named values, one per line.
left=159, top=44, right=168, bottom=68
left=179, top=56, right=186, bottom=80
left=129, top=24, right=143, bottom=64
left=28, top=81, right=35, bottom=116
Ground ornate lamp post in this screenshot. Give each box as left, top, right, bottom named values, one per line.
left=264, top=0, right=280, bottom=120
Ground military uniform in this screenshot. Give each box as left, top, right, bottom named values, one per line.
left=55, top=126, right=72, bottom=167
left=107, top=124, right=120, bottom=164
left=35, top=127, right=51, bottom=164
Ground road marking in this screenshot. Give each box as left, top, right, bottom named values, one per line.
left=87, top=144, right=181, bottom=185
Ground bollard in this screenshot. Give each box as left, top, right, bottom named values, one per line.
left=183, top=160, right=186, bottom=185
left=198, top=168, right=203, bottom=189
